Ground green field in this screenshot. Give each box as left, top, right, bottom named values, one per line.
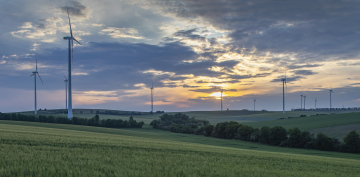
left=1, top=120, right=360, bottom=176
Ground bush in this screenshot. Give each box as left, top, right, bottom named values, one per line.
left=238, top=125, right=254, bottom=141
left=203, top=125, right=214, bottom=137
left=314, top=133, right=341, bottom=151
left=269, top=126, right=287, bottom=146
left=300, top=131, right=315, bottom=149
left=343, top=130, right=360, bottom=153
left=224, top=121, right=242, bottom=139
left=260, top=126, right=271, bottom=144
left=214, top=122, right=229, bottom=138
left=250, top=128, right=260, bottom=142
left=287, top=128, right=302, bottom=147
left=0, top=113, right=143, bottom=129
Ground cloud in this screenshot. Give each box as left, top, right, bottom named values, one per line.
left=182, top=84, right=200, bottom=88
left=271, top=76, right=304, bottom=83
left=60, top=1, right=88, bottom=18
left=100, top=27, right=144, bottom=39
left=293, top=70, right=318, bottom=76
left=190, top=86, right=237, bottom=93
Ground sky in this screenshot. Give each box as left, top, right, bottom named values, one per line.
left=1, top=0, right=360, bottom=113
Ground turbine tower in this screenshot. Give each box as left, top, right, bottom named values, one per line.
left=63, top=7, right=81, bottom=119
left=314, top=98, right=317, bottom=109
left=221, top=90, right=223, bottom=111
left=281, top=76, right=287, bottom=114
left=64, top=75, right=68, bottom=110
left=151, top=83, right=154, bottom=113
left=329, top=89, right=333, bottom=110
left=254, top=99, right=256, bottom=111
left=300, top=94, right=303, bottom=110
left=30, top=57, right=43, bottom=115
left=303, top=95, right=306, bottom=110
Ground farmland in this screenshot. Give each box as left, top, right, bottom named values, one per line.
left=1, top=121, right=360, bottom=176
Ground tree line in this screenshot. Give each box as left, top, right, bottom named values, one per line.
left=150, top=113, right=360, bottom=153
left=0, top=113, right=144, bottom=128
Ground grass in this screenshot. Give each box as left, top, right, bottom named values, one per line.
left=309, top=123, right=360, bottom=140
left=243, top=112, right=360, bottom=130
left=1, top=121, right=360, bottom=176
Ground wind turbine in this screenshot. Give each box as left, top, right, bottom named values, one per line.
left=30, top=57, right=43, bottom=115
left=300, top=94, right=303, bottom=110
left=314, top=98, right=317, bottom=109
left=151, top=83, right=154, bottom=113
left=64, top=75, right=68, bottom=110
left=63, top=7, right=81, bottom=119
left=254, top=99, right=256, bottom=111
left=220, top=90, right=223, bottom=111
left=329, top=89, right=334, bottom=110
left=281, top=73, right=287, bottom=114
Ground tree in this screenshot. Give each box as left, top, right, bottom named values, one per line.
left=314, top=133, right=340, bottom=151
left=203, top=125, right=214, bottom=136
left=214, top=122, right=229, bottom=138
left=238, top=125, right=254, bottom=141
left=224, top=121, right=242, bottom=139
left=269, top=126, right=287, bottom=146
left=343, top=130, right=360, bottom=153
left=287, top=128, right=302, bottom=147
left=260, top=126, right=271, bottom=144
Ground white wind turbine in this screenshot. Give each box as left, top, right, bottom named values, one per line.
left=329, top=88, right=334, bottom=110
left=221, top=90, right=223, bottom=111
left=253, top=99, right=256, bottom=111
left=64, top=75, right=68, bottom=110
left=30, top=57, right=43, bottom=114
left=314, top=98, right=317, bottom=109
left=151, top=83, right=154, bottom=113
left=63, top=7, right=81, bottom=119
left=281, top=73, right=287, bottom=114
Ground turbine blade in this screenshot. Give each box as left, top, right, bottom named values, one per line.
left=73, top=37, right=81, bottom=45
left=71, top=39, right=74, bottom=65
left=63, top=74, right=67, bottom=80
left=37, top=73, right=43, bottom=85
left=30, top=74, right=35, bottom=77
left=66, top=7, right=73, bottom=38
left=35, top=56, right=38, bottom=71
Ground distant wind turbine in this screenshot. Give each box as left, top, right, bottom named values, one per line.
left=281, top=73, right=287, bottom=114
left=64, top=75, right=68, bottom=110
left=254, top=99, right=256, bottom=111
left=329, top=89, right=334, bottom=110
left=30, top=57, right=43, bottom=115
left=63, top=7, right=81, bottom=119
left=314, top=98, right=317, bottom=109
left=300, top=94, right=303, bottom=110
left=151, top=83, right=154, bottom=113
left=221, top=90, right=223, bottom=111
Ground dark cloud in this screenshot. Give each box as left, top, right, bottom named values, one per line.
left=293, top=70, right=318, bottom=76
left=190, top=86, right=237, bottom=93
left=182, top=84, right=200, bottom=88
left=287, top=64, right=322, bottom=70
left=271, top=76, right=304, bottom=83
left=155, top=0, right=360, bottom=62
left=173, top=28, right=206, bottom=41
left=61, top=1, right=88, bottom=17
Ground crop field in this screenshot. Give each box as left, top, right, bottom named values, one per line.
left=16, top=109, right=360, bottom=125
left=243, top=112, right=360, bottom=130
left=309, top=123, right=360, bottom=140
left=1, top=120, right=360, bottom=176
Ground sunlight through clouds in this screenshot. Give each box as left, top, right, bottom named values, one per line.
left=100, top=27, right=144, bottom=39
